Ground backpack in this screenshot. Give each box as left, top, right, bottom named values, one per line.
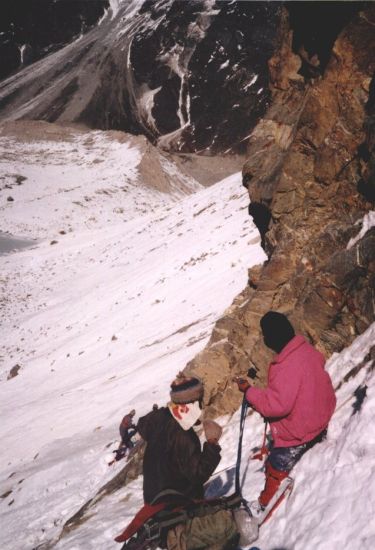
left=115, top=492, right=243, bottom=550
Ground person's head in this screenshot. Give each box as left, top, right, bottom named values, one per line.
left=260, top=311, right=295, bottom=353
left=129, top=409, right=136, bottom=417
left=170, top=373, right=204, bottom=405
left=169, top=373, right=204, bottom=430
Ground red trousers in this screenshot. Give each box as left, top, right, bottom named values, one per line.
left=259, top=462, right=289, bottom=507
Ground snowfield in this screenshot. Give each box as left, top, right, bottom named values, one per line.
left=0, top=123, right=374, bottom=550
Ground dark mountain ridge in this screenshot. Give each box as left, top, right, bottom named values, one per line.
left=0, top=0, right=108, bottom=81
left=0, top=1, right=364, bottom=155
left=0, top=0, right=281, bottom=153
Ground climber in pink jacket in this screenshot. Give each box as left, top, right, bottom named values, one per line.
left=236, top=311, right=336, bottom=511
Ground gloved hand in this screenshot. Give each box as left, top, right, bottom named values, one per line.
left=203, top=419, right=223, bottom=444
left=234, top=377, right=251, bottom=393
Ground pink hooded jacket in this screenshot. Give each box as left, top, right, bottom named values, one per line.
left=246, top=335, right=336, bottom=447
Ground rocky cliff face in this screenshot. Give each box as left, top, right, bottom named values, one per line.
left=185, top=4, right=375, bottom=416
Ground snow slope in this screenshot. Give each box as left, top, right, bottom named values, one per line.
left=0, top=123, right=265, bottom=549
left=1, top=123, right=374, bottom=550
left=48, top=326, right=375, bottom=550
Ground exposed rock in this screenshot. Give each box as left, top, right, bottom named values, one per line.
left=185, top=5, right=375, bottom=416
left=59, top=442, right=145, bottom=540
left=267, top=8, right=303, bottom=91
left=30, top=443, right=146, bottom=549
left=7, top=364, right=21, bottom=380
left=336, top=345, right=375, bottom=391
left=167, top=153, right=245, bottom=188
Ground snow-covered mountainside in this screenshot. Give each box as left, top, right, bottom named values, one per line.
left=0, top=122, right=265, bottom=548
left=0, top=121, right=374, bottom=550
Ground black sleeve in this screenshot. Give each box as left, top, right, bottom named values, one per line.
left=137, top=408, right=168, bottom=442
left=174, top=431, right=221, bottom=486
left=137, top=411, right=153, bottom=441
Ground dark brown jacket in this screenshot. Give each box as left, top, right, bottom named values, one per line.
left=137, top=407, right=221, bottom=504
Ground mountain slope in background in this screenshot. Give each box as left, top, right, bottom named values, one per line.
left=0, top=0, right=280, bottom=153
left=0, top=1, right=363, bottom=155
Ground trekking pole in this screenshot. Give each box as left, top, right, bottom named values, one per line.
left=234, top=368, right=257, bottom=503
left=235, top=395, right=249, bottom=496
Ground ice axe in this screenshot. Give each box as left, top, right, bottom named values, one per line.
left=234, top=367, right=257, bottom=495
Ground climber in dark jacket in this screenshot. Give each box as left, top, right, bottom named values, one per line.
left=137, top=376, right=221, bottom=504
left=136, top=374, right=239, bottom=550
left=111, top=409, right=137, bottom=463
left=120, top=409, right=137, bottom=448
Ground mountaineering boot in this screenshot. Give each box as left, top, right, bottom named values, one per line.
left=255, top=475, right=294, bottom=526
left=258, top=462, right=289, bottom=508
